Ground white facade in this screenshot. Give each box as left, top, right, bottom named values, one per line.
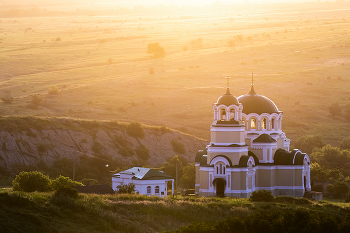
left=112, top=167, right=174, bottom=197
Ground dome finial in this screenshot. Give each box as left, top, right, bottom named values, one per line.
left=249, top=72, right=256, bottom=95
left=225, top=76, right=232, bottom=94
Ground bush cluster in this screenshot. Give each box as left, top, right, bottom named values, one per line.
left=249, top=190, right=274, bottom=202
left=171, top=139, right=186, bottom=154
left=116, top=183, right=135, bottom=194
left=169, top=209, right=350, bottom=233
left=127, top=122, right=145, bottom=139
left=135, top=144, right=150, bottom=160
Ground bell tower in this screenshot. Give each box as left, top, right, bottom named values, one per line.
left=207, top=78, right=248, bottom=165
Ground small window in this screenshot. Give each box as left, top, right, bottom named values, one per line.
left=242, top=118, right=245, bottom=126
left=262, top=118, right=266, bottom=129
left=251, top=119, right=256, bottom=129
left=271, top=118, right=275, bottom=129
left=147, top=186, right=151, bottom=194
left=221, top=109, right=226, bottom=120
left=219, top=164, right=222, bottom=174
left=155, top=186, right=159, bottom=194
left=230, top=109, right=235, bottom=120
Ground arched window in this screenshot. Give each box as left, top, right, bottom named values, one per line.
left=242, top=117, right=245, bottom=126
left=147, top=186, right=151, bottom=194
left=262, top=118, right=266, bottom=129
left=221, top=109, right=226, bottom=120
left=155, top=186, right=159, bottom=194
left=216, top=162, right=226, bottom=175
left=251, top=119, right=256, bottom=129
left=230, top=109, right=235, bottom=120
left=271, top=118, right=275, bottom=129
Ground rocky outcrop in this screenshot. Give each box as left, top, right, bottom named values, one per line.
left=0, top=118, right=207, bottom=172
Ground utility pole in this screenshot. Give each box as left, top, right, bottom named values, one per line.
left=176, top=162, right=178, bottom=197
left=73, top=157, right=75, bottom=182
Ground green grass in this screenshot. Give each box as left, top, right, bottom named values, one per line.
left=0, top=188, right=350, bottom=233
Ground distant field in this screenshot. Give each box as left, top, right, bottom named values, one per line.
left=0, top=4, right=350, bottom=145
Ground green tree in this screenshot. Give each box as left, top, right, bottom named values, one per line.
left=180, top=164, right=196, bottom=189
left=171, top=139, right=186, bottom=154
left=116, top=183, right=135, bottom=194
left=328, top=103, right=341, bottom=117
left=51, top=175, right=83, bottom=190
left=326, top=180, right=350, bottom=198
left=161, top=155, right=183, bottom=182
left=146, top=42, right=165, bottom=58
left=12, top=171, right=51, bottom=192
left=30, top=94, right=44, bottom=106
left=340, top=136, right=350, bottom=150
left=310, top=163, right=327, bottom=182
left=127, top=122, right=145, bottom=139
left=294, top=135, right=325, bottom=154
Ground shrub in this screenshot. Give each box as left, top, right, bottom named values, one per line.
left=1, top=93, right=14, bottom=104
left=171, top=139, right=186, bottom=154
left=294, top=135, right=325, bottom=154
left=80, top=178, right=98, bottom=186
left=116, top=183, right=135, bottom=194
left=328, top=103, right=341, bottom=117
left=127, top=122, right=145, bottom=139
left=345, top=193, right=350, bottom=203
left=146, top=42, right=165, bottom=58
left=30, top=94, right=44, bottom=106
left=54, top=186, right=79, bottom=198
left=339, top=136, right=350, bottom=150
left=135, top=144, right=150, bottom=160
left=12, top=171, right=51, bottom=192
left=190, top=37, right=203, bottom=47
left=37, top=143, right=49, bottom=153
left=48, top=85, right=61, bottom=95
left=91, top=141, right=101, bottom=153
left=249, top=190, right=274, bottom=202
left=118, top=146, right=134, bottom=157
left=326, top=180, right=350, bottom=198
left=312, top=184, right=324, bottom=192
left=114, top=134, right=128, bottom=147
left=228, top=40, right=235, bottom=46
left=51, top=175, right=83, bottom=190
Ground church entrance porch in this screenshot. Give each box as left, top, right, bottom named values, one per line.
left=213, top=178, right=226, bottom=197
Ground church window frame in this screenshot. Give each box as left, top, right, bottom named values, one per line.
left=220, top=109, right=226, bottom=121
left=229, top=108, right=235, bottom=121
left=155, top=186, right=159, bottom=194
left=147, top=186, right=151, bottom=194
left=251, top=118, right=256, bottom=130
left=262, top=118, right=267, bottom=130
left=271, top=118, right=275, bottom=130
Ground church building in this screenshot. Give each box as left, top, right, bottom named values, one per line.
left=195, top=78, right=311, bottom=198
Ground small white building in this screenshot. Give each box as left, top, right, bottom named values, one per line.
left=112, top=167, right=174, bottom=197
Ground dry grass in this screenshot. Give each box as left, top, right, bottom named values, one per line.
left=0, top=3, right=349, bottom=145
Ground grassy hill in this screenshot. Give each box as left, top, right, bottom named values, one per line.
left=0, top=116, right=206, bottom=181
left=1, top=189, right=350, bottom=233
left=0, top=3, right=350, bottom=146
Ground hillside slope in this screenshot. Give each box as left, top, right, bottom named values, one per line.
left=0, top=117, right=207, bottom=174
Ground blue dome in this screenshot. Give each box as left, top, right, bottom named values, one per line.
left=238, top=86, right=279, bottom=114
left=216, top=88, right=239, bottom=106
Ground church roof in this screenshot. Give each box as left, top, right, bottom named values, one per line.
left=238, top=86, right=279, bottom=114
left=113, top=167, right=173, bottom=180
left=253, top=134, right=277, bottom=143
left=216, top=88, right=239, bottom=106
